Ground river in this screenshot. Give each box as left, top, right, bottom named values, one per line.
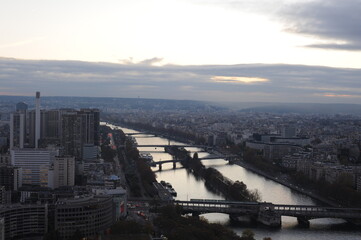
left=108, top=124, right=361, bottom=240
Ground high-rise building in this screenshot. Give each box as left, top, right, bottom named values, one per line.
left=15, top=102, right=28, bottom=112
left=80, top=109, right=100, bottom=146
left=52, top=156, right=75, bottom=189
left=0, top=217, right=4, bottom=240
left=11, top=149, right=58, bottom=187
left=9, top=112, right=26, bottom=149
left=61, top=109, right=100, bottom=159
left=0, top=187, right=10, bottom=204
left=83, top=144, right=99, bottom=160
left=9, top=93, right=100, bottom=159
left=0, top=165, right=22, bottom=191
left=61, top=111, right=83, bottom=159
left=35, top=92, right=41, bottom=148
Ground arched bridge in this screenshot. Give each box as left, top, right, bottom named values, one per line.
left=175, top=199, right=361, bottom=227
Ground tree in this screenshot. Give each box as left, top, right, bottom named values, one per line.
left=240, top=229, right=255, bottom=240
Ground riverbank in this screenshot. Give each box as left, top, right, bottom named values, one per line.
left=110, top=121, right=337, bottom=206
left=234, top=160, right=338, bottom=206
left=105, top=120, right=200, bottom=144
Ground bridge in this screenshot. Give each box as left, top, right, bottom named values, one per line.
left=126, top=132, right=157, bottom=138
left=137, top=144, right=206, bottom=149
left=152, top=155, right=238, bottom=170
left=175, top=199, right=361, bottom=227
left=126, top=132, right=150, bottom=135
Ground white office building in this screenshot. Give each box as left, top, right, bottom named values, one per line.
left=11, top=149, right=58, bottom=187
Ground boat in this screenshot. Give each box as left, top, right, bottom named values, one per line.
left=169, top=188, right=177, bottom=197
left=159, top=181, right=177, bottom=196
left=140, top=153, right=153, bottom=161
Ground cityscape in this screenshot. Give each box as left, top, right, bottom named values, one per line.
left=0, top=93, right=361, bottom=239
left=1, top=0, right=361, bottom=239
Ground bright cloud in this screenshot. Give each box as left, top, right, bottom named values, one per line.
left=212, top=76, right=269, bottom=84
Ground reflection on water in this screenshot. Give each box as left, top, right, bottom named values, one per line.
left=114, top=125, right=361, bottom=240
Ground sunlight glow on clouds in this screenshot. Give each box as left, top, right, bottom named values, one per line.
left=212, top=76, right=269, bottom=84
left=1, top=58, right=361, bottom=103
left=323, top=93, right=361, bottom=98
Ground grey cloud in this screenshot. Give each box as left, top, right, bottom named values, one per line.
left=138, top=57, right=164, bottom=66
left=0, top=57, right=361, bottom=103
left=305, top=43, right=361, bottom=51
left=280, top=0, right=361, bottom=51
left=119, top=57, right=164, bottom=66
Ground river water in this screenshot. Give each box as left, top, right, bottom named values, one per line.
left=108, top=124, right=361, bottom=240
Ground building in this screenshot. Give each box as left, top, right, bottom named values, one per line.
left=0, top=218, right=4, bottom=240
left=0, top=137, right=7, bottom=149
left=16, top=102, right=28, bottom=112
left=281, top=125, right=296, bottom=138
left=55, top=195, right=115, bottom=239
left=11, top=148, right=58, bottom=187
left=263, top=143, right=302, bottom=160
left=0, top=203, right=48, bottom=239
left=61, top=109, right=100, bottom=159
left=0, top=154, right=10, bottom=166
left=281, top=152, right=311, bottom=170
left=79, top=108, right=100, bottom=146
left=61, top=112, right=83, bottom=159
left=356, top=175, right=361, bottom=192
left=93, top=187, right=127, bottom=220
left=0, top=165, right=22, bottom=191
left=83, top=144, right=99, bottom=160
left=0, top=187, right=11, bottom=204
left=9, top=112, right=26, bottom=149
left=9, top=93, right=100, bottom=159
left=51, top=156, right=75, bottom=189
left=19, top=186, right=56, bottom=204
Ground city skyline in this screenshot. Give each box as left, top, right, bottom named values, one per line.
left=1, top=0, right=361, bottom=103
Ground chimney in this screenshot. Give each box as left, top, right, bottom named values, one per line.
left=35, top=91, right=40, bottom=148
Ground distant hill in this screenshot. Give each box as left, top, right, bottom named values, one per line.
left=1, top=95, right=361, bottom=115
left=216, top=102, right=361, bottom=115
left=0, top=95, right=225, bottom=112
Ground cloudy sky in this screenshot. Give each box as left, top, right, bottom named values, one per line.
left=1, top=0, right=361, bottom=103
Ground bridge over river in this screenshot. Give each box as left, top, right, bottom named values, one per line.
left=149, top=155, right=238, bottom=170
left=137, top=144, right=206, bottom=149
left=175, top=199, right=361, bottom=227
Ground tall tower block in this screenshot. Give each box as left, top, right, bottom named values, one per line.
left=35, top=91, right=41, bottom=148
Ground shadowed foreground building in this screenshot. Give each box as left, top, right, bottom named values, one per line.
left=54, top=195, right=114, bottom=239
left=0, top=204, right=48, bottom=239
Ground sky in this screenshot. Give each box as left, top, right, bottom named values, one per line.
left=1, top=0, right=361, bottom=103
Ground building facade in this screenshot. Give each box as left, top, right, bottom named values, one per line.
left=55, top=195, right=114, bottom=239
left=11, top=148, right=58, bottom=186
left=0, top=204, right=48, bottom=239
left=52, top=156, right=75, bottom=189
